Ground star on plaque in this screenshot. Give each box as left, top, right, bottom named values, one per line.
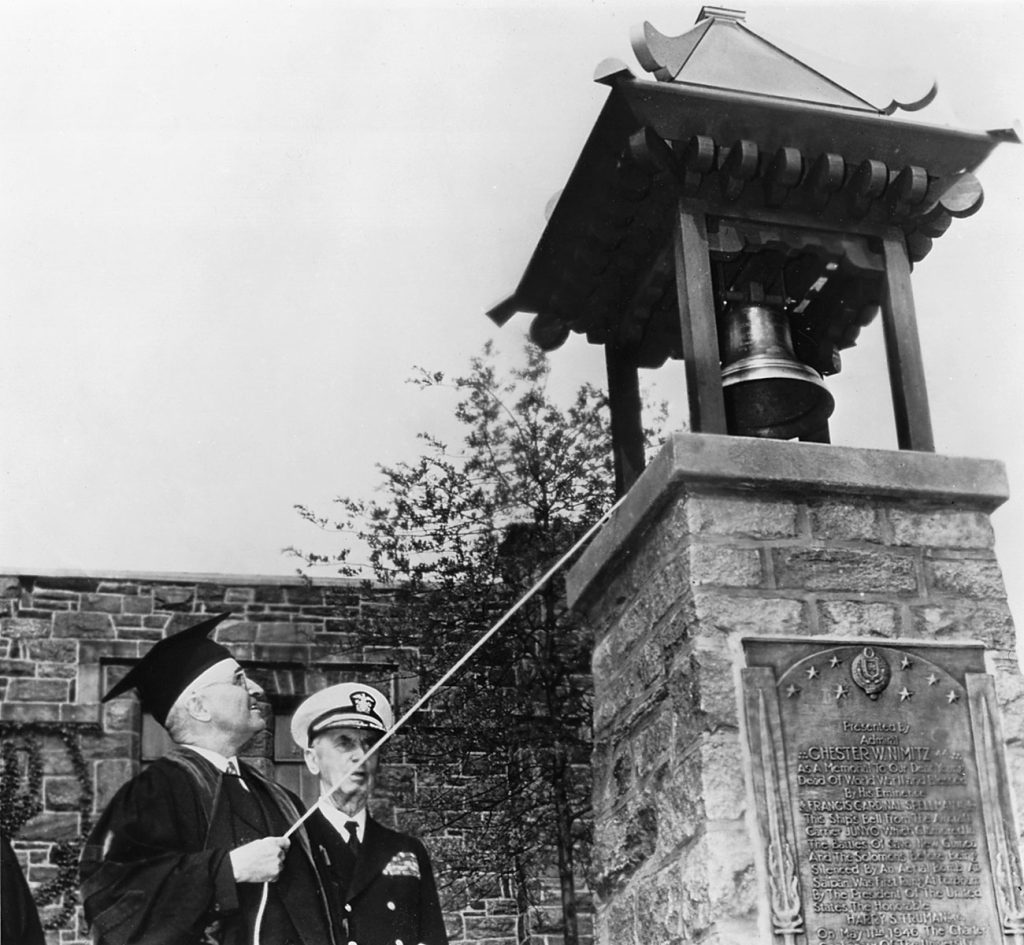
left=785, top=684, right=800, bottom=698
left=947, top=691, right=960, bottom=704
left=834, top=684, right=848, bottom=700
left=926, top=673, right=939, bottom=686
left=806, top=666, right=819, bottom=680
left=829, top=655, right=842, bottom=668
left=898, top=687, right=913, bottom=701
left=900, top=656, right=912, bottom=670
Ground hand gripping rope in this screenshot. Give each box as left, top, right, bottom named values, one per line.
left=252, top=493, right=627, bottom=945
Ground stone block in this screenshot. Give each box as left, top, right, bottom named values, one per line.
left=639, top=554, right=692, bottom=627
left=52, top=612, right=114, bottom=639
left=102, top=698, right=138, bottom=733
left=597, top=893, right=636, bottom=945
left=0, top=657, right=36, bottom=676
left=634, top=707, right=674, bottom=780
left=629, top=499, right=691, bottom=576
left=688, top=545, right=763, bottom=587
left=808, top=499, right=882, bottom=543
left=37, top=661, right=76, bottom=679
left=114, top=627, right=163, bottom=641
left=151, top=586, right=197, bottom=609
left=652, top=760, right=703, bottom=856
left=17, top=811, right=79, bottom=842
left=253, top=644, right=311, bottom=663
left=772, top=547, right=918, bottom=593
left=41, top=745, right=75, bottom=776
left=677, top=849, right=714, bottom=937
left=121, top=595, right=153, bottom=615
left=687, top=493, right=800, bottom=540
left=28, top=639, right=77, bottom=663
left=82, top=593, right=124, bottom=614
left=889, top=508, right=995, bottom=550
left=704, top=821, right=759, bottom=927
left=224, top=586, right=256, bottom=605
left=693, top=592, right=806, bottom=638
left=690, top=639, right=740, bottom=726
left=926, top=556, right=1006, bottom=599
left=34, top=576, right=98, bottom=593
left=216, top=620, right=258, bottom=643
left=590, top=802, right=657, bottom=898
left=280, top=585, right=324, bottom=605
left=817, top=600, right=901, bottom=637
left=95, top=759, right=136, bottom=811
left=255, top=622, right=316, bottom=644
left=7, top=677, right=69, bottom=702
left=251, top=583, right=288, bottom=603
left=637, top=861, right=696, bottom=944
left=26, top=863, right=59, bottom=885
left=44, top=776, right=85, bottom=811
left=910, top=599, right=1015, bottom=649
left=699, top=734, right=746, bottom=821
left=0, top=616, right=51, bottom=640
left=463, top=915, right=518, bottom=939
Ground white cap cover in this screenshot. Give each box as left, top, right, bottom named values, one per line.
left=290, top=682, right=393, bottom=748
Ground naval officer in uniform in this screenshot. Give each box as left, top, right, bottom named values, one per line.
left=293, top=682, right=448, bottom=945
left=80, top=613, right=338, bottom=945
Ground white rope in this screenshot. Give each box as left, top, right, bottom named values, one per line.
left=253, top=493, right=627, bottom=944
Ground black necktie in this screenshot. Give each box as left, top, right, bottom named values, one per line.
left=344, top=821, right=360, bottom=858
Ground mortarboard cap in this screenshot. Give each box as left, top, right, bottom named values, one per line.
left=290, top=682, right=394, bottom=748
left=101, top=612, right=235, bottom=726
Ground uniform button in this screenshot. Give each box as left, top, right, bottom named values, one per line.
left=344, top=904, right=352, bottom=913
left=387, top=901, right=396, bottom=911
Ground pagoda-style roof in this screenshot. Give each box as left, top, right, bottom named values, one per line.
left=488, top=6, right=1018, bottom=370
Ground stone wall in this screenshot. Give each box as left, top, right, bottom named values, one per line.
left=0, top=570, right=550, bottom=945
left=567, top=433, right=1022, bottom=945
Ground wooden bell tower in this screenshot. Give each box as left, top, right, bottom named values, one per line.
left=487, top=5, right=1018, bottom=495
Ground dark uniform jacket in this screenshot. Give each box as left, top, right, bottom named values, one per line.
left=79, top=748, right=338, bottom=945
left=306, top=808, right=448, bottom=945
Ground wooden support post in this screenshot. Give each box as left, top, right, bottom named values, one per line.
left=673, top=205, right=728, bottom=434
left=604, top=345, right=646, bottom=496
left=880, top=230, right=935, bottom=451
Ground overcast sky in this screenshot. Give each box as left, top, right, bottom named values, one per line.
left=2, top=0, right=1022, bottom=618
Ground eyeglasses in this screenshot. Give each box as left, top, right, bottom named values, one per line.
left=191, top=668, right=251, bottom=694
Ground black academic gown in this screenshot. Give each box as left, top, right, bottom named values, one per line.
left=306, top=810, right=448, bottom=945
left=79, top=748, right=338, bottom=945
left=2, top=834, right=46, bottom=945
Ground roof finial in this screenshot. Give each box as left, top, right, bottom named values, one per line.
left=697, top=6, right=745, bottom=23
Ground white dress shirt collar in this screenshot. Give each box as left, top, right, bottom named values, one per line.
left=180, top=744, right=242, bottom=775
left=317, top=799, right=367, bottom=842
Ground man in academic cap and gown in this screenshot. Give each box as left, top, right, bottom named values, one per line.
left=293, top=683, right=448, bottom=945
left=79, top=613, right=338, bottom=945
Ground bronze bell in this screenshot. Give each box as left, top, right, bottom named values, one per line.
left=719, top=303, right=834, bottom=439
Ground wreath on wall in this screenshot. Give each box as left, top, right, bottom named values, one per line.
left=0, top=721, right=100, bottom=930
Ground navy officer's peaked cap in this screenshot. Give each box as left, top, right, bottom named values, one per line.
left=291, top=682, right=394, bottom=748
left=101, top=612, right=235, bottom=726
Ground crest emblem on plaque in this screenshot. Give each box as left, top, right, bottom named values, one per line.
left=850, top=647, right=891, bottom=699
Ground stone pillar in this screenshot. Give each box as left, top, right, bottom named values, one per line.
left=567, top=432, right=1022, bottom=945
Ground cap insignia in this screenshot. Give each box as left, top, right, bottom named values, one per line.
left=351, top=691, right=376, bottom=714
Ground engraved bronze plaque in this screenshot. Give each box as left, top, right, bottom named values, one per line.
left=741, top=637, right=1024, bottom=945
